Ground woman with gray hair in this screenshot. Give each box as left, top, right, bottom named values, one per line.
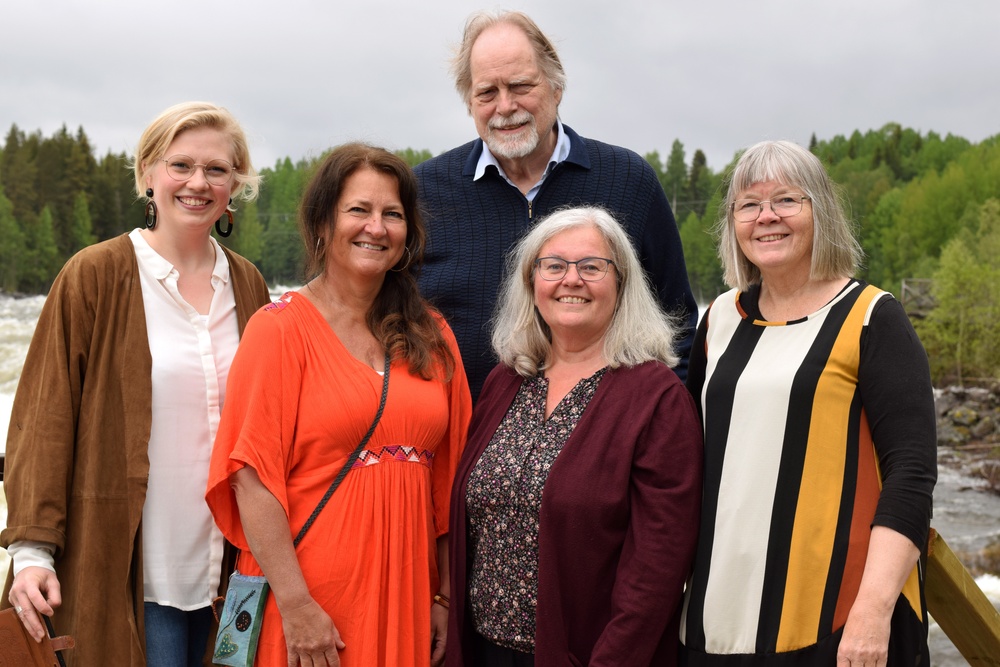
left=447, top=206, right=703, bottom=666
left=680, top=140, right=936, bottom=665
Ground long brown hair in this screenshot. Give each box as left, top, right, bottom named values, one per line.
left=299, top=142, right=453, bottom=380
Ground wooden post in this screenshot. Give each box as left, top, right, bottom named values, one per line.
left=925, top=528, right=1000, bottom=665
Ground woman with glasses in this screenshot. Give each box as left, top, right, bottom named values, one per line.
left=446, top=206, right=703, bottom=666
left=2, top=101, right=271, bottom=666
left=679, top=141, right=936, bottom=666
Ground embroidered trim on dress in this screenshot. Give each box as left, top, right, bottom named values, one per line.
left=352, top=445, right=435, bottom=469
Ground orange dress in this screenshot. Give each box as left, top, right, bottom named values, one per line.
left=206, top=292, right=471, bottom=666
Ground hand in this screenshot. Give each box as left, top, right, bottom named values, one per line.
left=280, top=597, right=345, bottom=667
left=836, top=599, right=892, bottom=666
left=8, top=566, right=62, bottom=642
left=430, top=600, right=448, bottom=667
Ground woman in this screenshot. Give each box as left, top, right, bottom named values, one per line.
left=206, top=143, right=472, bottom=667
left=680, top=141, right=937, bottom=665
left=447, top=206, right=703, bottom=666
left=2, top=101, right=271, bottom=665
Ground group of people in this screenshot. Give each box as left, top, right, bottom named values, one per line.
left=1, top=9, right=936, bottom=667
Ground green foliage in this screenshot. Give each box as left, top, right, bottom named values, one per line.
left=396, top=148, right=433, bottom=167
left=679, top=208, right=725, bottom=305
left=915, top=199, right=1000, bottom=385
left=258, top=157, right=309, bottom=284
left=21, top=206, right=60, bottom=292
left=0, top=189, right=26, bottom=292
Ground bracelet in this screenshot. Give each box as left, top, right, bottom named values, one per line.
left=433, top=593, right=450, bottom=609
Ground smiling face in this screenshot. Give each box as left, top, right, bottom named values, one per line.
left=144, top=126, right=236, bottom=234
left=325, top=167, right=407, bottom=281
left=533, top=224, right=618, bottom=346
left=469, top=22, right=562, bottom=162
left=734, top=180, right=815, bottom=282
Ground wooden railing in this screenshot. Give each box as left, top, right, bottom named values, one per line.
left=926, top=528, right=1000, bottom=665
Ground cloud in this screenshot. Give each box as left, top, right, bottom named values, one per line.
left=1, top=0, right=997, bottom=172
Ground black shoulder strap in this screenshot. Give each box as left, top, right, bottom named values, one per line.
left=293, top=352, right=391, bottom=547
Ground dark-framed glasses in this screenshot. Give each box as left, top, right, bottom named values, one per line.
left=160, top=154, right=235, bottom=186
left=534, top=256, right=615, bottom=281
left=732, top=194, right=810, bottom=222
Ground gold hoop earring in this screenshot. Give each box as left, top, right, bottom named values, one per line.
left=390, top=246, right=412, bottom=273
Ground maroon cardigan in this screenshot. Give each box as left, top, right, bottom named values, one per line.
left=447, top=361, right=703, bottom=666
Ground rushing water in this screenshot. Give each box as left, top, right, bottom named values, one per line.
left=0, top=293, right=997, bottom=661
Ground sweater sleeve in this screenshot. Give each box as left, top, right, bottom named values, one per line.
left=635, top=162, right=699, bottom=382
left=858, top=296, right=937, bottom=550
left=1, top=254, right=98, bottom=551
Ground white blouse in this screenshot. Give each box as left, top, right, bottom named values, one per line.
left=9, top=231, right=241, bottom=612
left=131, top=229, right=239, bottom=610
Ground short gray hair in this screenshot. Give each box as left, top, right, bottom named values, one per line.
left=716, top=140, right=863, bottom=290
left=450, top=10, right=567, bottom=111
left=492, top=206, right=679, bottom=377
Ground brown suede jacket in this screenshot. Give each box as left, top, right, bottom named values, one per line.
left=1, top=233, right=270, bottom=666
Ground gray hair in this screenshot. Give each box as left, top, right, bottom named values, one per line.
left=492, top=206, right=679, bottom=377
left=450, top=10, right=567, bottom=111
left=716, top=140, right=863, bottom=290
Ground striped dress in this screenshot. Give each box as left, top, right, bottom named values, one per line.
left=680, top=280, right=936, bottom=666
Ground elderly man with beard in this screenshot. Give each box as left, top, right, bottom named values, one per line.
left=415, top=10, right=698, bottom=402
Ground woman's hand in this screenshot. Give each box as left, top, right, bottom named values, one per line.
left=837, top=599, right=892, bottom=665
left=430, top=600, right=448, bottom=667
left=280, top=597, right=345, bottom=667
left=8, top=566, right=61, bottom=642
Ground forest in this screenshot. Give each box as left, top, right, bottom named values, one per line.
left=0, top=123, right=997, bottom=386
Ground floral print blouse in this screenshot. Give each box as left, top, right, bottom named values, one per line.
left=465, top=368, right=607, bottom=653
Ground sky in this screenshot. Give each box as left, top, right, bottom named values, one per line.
left=2, top=0, right=998, bottom=175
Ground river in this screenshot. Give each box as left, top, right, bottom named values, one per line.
left=0, top=293, right=997, bottom=662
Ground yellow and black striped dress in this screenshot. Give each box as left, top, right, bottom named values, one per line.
left=680, top=280, right=936, bottom=666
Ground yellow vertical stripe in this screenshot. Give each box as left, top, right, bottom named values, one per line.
left=776, top=286, right=881, bottom=650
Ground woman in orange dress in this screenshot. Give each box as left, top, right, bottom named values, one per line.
left=206, top=143, right=471, bottom=667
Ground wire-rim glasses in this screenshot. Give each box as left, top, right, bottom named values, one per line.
left=534, top=256, right=615, bottom=281
left=160, top=155, right=235, bottom=186
left=732, top=194, right=810, bottom=222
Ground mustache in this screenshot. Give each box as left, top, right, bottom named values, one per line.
left=488, top=111, right=535, bottom=131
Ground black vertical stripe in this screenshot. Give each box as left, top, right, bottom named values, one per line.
left=684, top=313, right=765, bottom=651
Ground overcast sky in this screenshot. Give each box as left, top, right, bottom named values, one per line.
left=2, top=0, right=997, bottom=175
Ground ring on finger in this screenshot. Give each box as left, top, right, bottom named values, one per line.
left=14, top=605, right=24, bottom=614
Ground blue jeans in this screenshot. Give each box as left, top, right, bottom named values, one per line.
left=144, top=602, right=214, bottom=667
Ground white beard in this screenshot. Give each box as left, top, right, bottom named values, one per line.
left=485, top=112, right=539, bottom=160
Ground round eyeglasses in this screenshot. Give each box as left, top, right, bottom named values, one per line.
left=534, top=256, right=615, bottom=281
left=732, top=194, right=810, bottom=222
left=160, top=155, right=235, bottom=186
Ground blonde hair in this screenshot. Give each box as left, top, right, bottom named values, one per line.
left=492, top=206, right=679, bottom=377
left=132, top=101, right=260, bottom=208
left=716, top=140, right=862, bottom=290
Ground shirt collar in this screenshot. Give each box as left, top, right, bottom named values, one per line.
left=130, top=228, right=230, bottom=287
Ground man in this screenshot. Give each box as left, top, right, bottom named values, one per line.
left=415, top=10, right=698, bottom=401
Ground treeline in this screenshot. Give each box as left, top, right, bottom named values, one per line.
left=1, top=122, right=997, bottom=384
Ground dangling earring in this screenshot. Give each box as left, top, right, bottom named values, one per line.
left=144, top=188, right=157, bottom=230
left=215, top=198, right=234, bottom=237
left=390, top=245, right=413, bottom=273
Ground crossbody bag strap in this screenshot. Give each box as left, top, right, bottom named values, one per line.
left=293, top=351, right=391, bottom=547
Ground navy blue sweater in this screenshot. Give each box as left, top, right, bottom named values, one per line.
left=415, top=125, right=698, bottom=401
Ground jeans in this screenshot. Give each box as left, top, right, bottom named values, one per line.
left=143, top=602, right=214, bottom=667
